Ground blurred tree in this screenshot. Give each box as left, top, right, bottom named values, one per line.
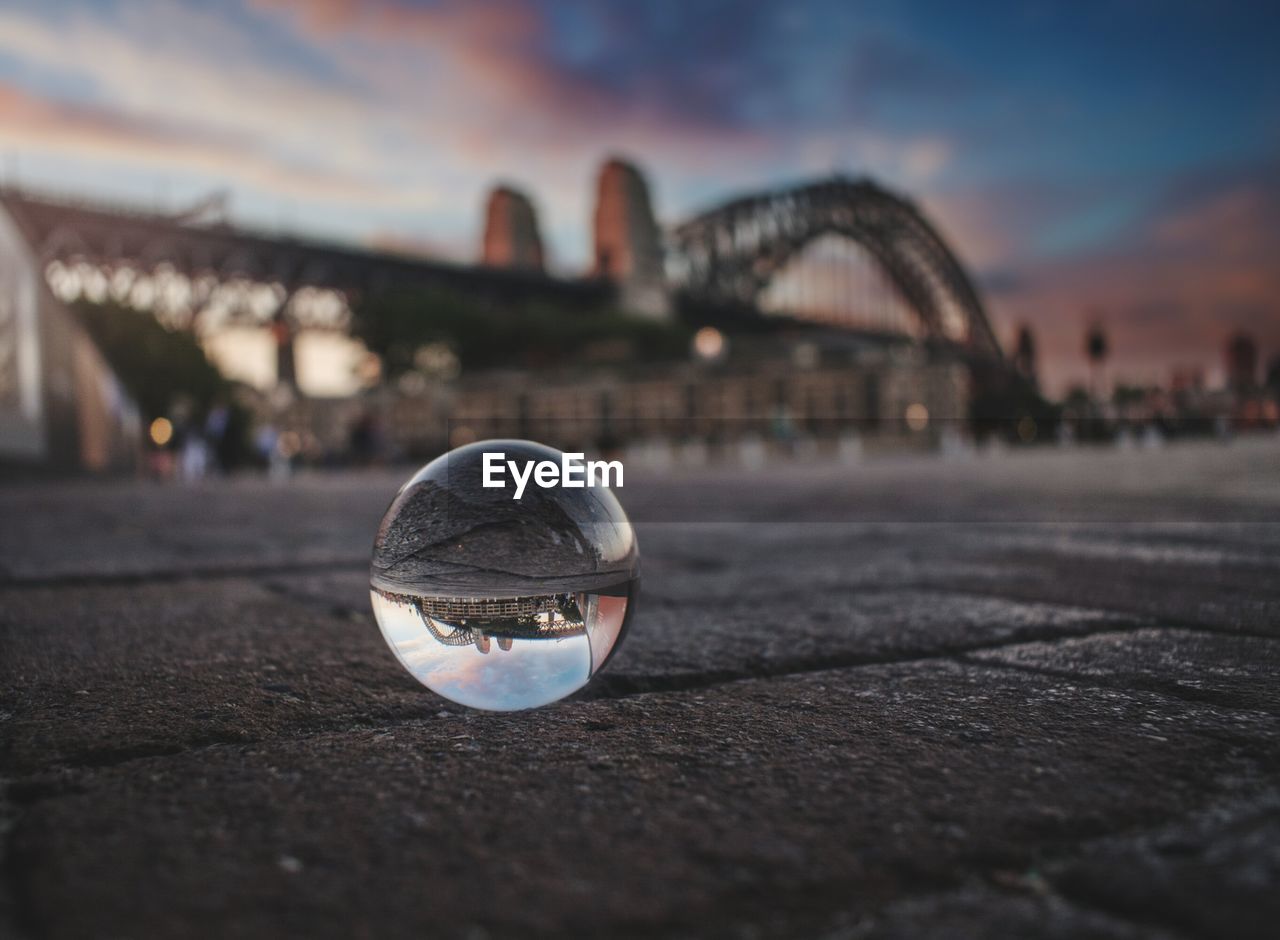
left=968, top=360, right=1058, bottom=444
left=350, top=287, right=690, bottom=376
left=1063, top=386, right=1092, bottom=410
left=72, top=300, right=251, bottom=465
left=1112, top=384, right=1150, bottom=407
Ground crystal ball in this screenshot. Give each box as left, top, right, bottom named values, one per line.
left=370, top=440, right=639, bottom=711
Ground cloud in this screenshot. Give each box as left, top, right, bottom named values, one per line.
left=2, top=0, right=1270, bottom=369
left=250, top=0, right=962, bottom=204
left=0, top=80, right=435, bottom=207
left=901, top=138, right=953, bottom=182
left=924, top=176, right=1131, bottom=271
left=0, top=2, right=450, bottom=206
left=0, top=0, right=978, bottom=268
left=982, top=160, right=1280, bottom=392
left=253, top=0, right=777, bottom=134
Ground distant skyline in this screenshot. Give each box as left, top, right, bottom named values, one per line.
left=0, top=0, right=1277, bottom=392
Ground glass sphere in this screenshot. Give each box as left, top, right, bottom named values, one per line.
left=370, top=440, right=639, bottom=711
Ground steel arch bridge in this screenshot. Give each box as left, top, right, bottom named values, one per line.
left=672, top=177, right=1002, bottom=359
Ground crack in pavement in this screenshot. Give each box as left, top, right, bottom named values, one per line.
left=957, top=648, right=1280, bottom=717
left=1033, top=791, right=1280, bottom=940
left=0, top=556, right=370, bottom=590
left=909, top=582, right=1280, bottom=641
left=259, top=571, right=1280, bottom=646
left=7, top=616, right=1260, bottom=786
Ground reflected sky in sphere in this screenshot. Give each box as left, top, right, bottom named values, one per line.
left=371, top=591, right=594, bottom=711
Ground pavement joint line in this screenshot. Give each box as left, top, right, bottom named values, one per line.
left=258, top=570, right=1242, bottom=648
left=837, top=790, right=1280, bottom=940
left=179, top=584, right=1181, bottom=695
left=956, top=654, right=1280, bottom=719
left=1022, top=868, right=1201, bottom=940
left=584, top=623, right=1150, bottom=701
left=1029, top=791, right=1280, bottom=940
left=5, top=619, right=1181, bottom=781
left=972, top=569, right=1280, bottom=605
left=587, top=622, right=1280, bottom=714
left=7, top=524, right=1280, bottom=591
left=10, top=617, right=1266, bottom=778
left=838, top=875, right=1202, bottom=940
left=0, top=556, right=370, bottom=590
left=907, top=581, right=1280, bottom=641
left=260, top=574, right=1133, bottom=623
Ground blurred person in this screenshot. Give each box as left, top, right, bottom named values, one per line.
left=348, top=411, right=385, bottom=467
left=254, top=423, right=279, bottom=469
left=179, top=430, right=210, bottom=482
left=204, top=401, right=232, bottom=474
left=272, top=431, right=299, bottom=482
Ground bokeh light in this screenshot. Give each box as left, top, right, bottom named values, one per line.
left=693, top=326, right=726, bottom=361
left=148, top=417, right=173, bottom=447
left=905, top=403, right=930, bottom=432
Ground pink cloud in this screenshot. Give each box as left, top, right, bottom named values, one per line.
left=0, top=81, right=436, bottom=207
left=251, top=0, right=775, bottom=161
left=986, top=166, right=1280, bottom=393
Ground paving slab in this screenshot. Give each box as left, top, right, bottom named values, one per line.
left=838, top=884, right=1180, bottom=939
left=967, top=628, right=1280, bottom=714
left=1045, top=794, right=1280, bottom=940
left=0, top=476, right=394, bottom=582
left=3, top=438, right=1280, bottom=937
left=266, top=562, right=1145, bottom=685
left=1, top=550, right=1148, bottom=774
left=1, top=579, right=424, bottom=773
left=8, top=661, right=1279, bottom=939
left=4, top=438, right=1280, bottom=584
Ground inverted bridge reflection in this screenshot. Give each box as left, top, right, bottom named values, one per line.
left=411, top=593, right=588, bottom=654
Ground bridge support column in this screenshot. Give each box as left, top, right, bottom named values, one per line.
left=270, top=306, right=296, bottom=390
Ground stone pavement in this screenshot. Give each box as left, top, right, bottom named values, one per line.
left=2, top=438, right=1279, bottom=938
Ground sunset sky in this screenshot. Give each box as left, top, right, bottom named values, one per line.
left=0, top=0, right=1276, bottom=392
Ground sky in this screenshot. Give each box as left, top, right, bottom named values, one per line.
left=0, top=0, right=1277, bottom=392
left=372, top=590, right=593, bottom=710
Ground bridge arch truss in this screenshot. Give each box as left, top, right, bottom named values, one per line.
left=672, top=177, right=1002, bottom=359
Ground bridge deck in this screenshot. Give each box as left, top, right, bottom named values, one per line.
left=0, top=186, right=613, bottom=314
left=2, top=439, right=1279, bottom=937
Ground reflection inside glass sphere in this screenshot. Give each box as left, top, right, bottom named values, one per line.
left=370, top=440, right=638, bottom=711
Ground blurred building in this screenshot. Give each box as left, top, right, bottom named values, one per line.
left=267, top=332, right=969, bottom=465
left=5, top=165, right=1019, bottom=463
left=0, top=200, right=140, bottom=474
left=1223, top=333, right=1280, bottom=429
left=445, top=348, right=966, bottom=455
left=481, top=186, right=545, bottom=272
left=1170, top=366, right=1205, bottom=394
left=1225, top=332, right=1258, bottom=392
left=592, top=158, right=669, bottom=319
